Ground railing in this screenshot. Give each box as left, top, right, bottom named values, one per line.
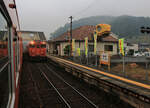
left=49, top=51, right=150, bottom=84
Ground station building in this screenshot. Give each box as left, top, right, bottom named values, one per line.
left=138, top=43, right=150, bottom=52
left=48, top=25, right=118, bottom=56
left=124, top=42, right=139, bottom=55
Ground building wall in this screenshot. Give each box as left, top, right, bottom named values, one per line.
left=97, top=42, right=118, bottom=55
left=138, top=43, right=150, bottom=51
left=48, top=43, right=54, bottom=54
left=124, top=43, right=138, bottom=54
left=59, top=41, right=117, bottom=56
left=61, top=42, right=70, bottom=55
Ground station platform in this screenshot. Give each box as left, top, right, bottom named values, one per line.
left=48, top=55, right=150, bottom=108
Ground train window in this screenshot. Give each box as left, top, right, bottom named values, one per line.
left=41, top=44, right=46, bottom=48
left=0, top=12, right=9, bottom=107
left=29, top=44, right=35, bottom=48
left=0, top=44, right=2, bottom=48
left=3, top=44, right=7, bottom=49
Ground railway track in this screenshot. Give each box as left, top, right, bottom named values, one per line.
left=19, top=62, right=68, bottom=108
left=38, top=63, right=98, bottom=108
left=19, top=60, right=133, bottom=108
left=0, top=57, right=8, bottom=69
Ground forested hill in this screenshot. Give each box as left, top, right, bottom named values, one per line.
left=50, top=15, right=150, bottom=42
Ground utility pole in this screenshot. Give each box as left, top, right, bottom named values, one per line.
left=69, top=16, right=73, bottom=56
left=140, top=26, right=150, bottom=81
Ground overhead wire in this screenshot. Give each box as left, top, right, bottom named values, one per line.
left=72, top=0, right=98, bottom=20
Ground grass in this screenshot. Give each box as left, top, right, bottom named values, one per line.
left=110, top=63, right=150, bottom=81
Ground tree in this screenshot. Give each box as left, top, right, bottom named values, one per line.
left=64, top=45, right=70, bottom=55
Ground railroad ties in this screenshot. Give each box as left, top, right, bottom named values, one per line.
left=19, top=59, right=133, bottom=108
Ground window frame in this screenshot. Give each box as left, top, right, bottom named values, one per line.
left=29, top=44, right=35, bottom=48
left=104, top=45, right=113, bottom=52
left=0, top=2, right=16, bottom=108
left=41, top=44, right=46, bottom=48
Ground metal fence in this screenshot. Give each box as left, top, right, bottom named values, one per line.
left=50, top=51, right=150, bottom=84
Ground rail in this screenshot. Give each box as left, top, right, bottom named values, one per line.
left=39, top=68, right=71, bottom=108
left=48, top=56, right=150, bottom=106
left=39, top=62, right=98, bottom=108
left=0, top=61, right=9, bottom=73
left=28, top=63, right=43, bottom=107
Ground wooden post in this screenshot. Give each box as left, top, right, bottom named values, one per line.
left=123, top=55, right=125, bottom=77
left=108, top=53, right=111, bottom=72
left=99, top=51, right=102, bottom=68
left=146, top=62, right=148, bottom=81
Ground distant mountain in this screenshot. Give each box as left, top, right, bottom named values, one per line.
left=110, top=15, right=150, bottom=38
left=50, top=15, right=150, bottom=42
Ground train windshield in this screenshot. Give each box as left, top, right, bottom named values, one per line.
left=41, top=44, right=46, bottom=48
left=37, top=45, right=40, bottom=48
left=29, top=44, right=35, bottom=48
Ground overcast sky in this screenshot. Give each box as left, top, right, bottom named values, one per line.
left=16, top=0, right=150, bottom=39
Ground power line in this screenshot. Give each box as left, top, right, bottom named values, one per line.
left=73, top=0, right=98, bottom=19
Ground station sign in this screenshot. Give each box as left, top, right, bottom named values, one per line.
left=96, top=24, right=111, bottom=36
left=100, top=51, right=110, bottom=71
left=118, top=38, right=125, bottom=56
left=100, top=52, right=109, bottom=64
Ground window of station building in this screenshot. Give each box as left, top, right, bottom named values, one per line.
left=104, top=45, right=113, bottom=51
left=88, top=44, right=94, bottom=52
left=41, top=44, right=46, bottom=48
left=0, top=12, right=9, bottom=108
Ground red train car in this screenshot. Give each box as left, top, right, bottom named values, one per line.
left=0, top=41, right=5, bottom=57
left=0, top=41, right=8, bottom=57
left=0, top=0, right=22, bottom=108
left=28, top=41, right=47, bottom=60
left=3, top=41, right=8, bottom=56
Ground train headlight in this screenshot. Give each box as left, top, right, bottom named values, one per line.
left=30, top=41, right=35, bottom=45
